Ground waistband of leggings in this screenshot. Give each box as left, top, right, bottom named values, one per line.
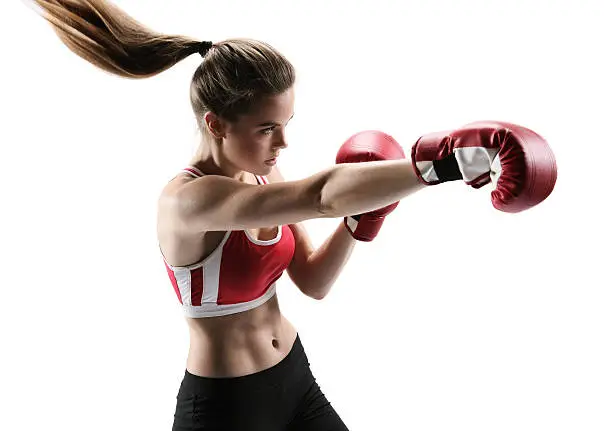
left=180, top=333, right=309, bottom=394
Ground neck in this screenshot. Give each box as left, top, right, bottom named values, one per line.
left=189, top=137, right=246, bottom=181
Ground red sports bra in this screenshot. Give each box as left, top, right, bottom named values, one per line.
left=162, top=166, right=296, bottom=318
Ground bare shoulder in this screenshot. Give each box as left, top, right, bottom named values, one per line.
left=157, top=174, right=195, bottom=235
left=157, top=174, right=192, bottom=216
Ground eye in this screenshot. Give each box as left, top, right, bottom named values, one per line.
left=260, top=127, right=275, bottom=135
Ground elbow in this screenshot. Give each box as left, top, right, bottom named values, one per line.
left=310, top=291, right=326, bottom=301
left=299, top=282, right=326, bottom=301
left=307, top=284, right=328, bottom=301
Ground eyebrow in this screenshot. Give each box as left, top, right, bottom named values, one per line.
left=256, top=113, right=294, bottom=128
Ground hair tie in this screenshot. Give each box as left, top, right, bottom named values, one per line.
left=198, top=41, right=213, bottom=57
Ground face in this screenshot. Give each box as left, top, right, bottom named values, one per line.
left=210, top=87, right=295, bottom=177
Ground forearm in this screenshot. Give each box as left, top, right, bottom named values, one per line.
left=321, top=159, right=425, bottom=218
left=303, top=221, right=356, bottom=300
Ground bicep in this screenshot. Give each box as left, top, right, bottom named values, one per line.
left=172, top=172, right=328, bottom=233
left=267, top=165, right=316, bottom=287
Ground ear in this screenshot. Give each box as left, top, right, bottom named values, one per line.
left=203, top=111, right=228, bottom=139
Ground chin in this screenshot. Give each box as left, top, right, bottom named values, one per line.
left=261, top=165, right=274, bottom=176
left=262, top=160, right=276, bottom=170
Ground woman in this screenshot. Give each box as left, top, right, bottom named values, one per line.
left=29, top=1, right=555, bottom=430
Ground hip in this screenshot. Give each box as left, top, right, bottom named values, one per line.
left=174, top=333, right=317, bottom=431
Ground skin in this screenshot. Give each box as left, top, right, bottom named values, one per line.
left=157, top=86, right=357, bottom=377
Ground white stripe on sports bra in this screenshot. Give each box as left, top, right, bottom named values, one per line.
left=182, top=166, right=205, bottom=178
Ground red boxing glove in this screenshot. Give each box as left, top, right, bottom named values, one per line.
left=336, top=130, right=406, bottom=241
left=411, top=121, right=557, bottom=213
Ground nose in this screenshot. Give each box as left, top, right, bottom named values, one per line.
left=274, top=128, right=289, bottom=149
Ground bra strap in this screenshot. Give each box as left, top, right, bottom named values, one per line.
left=183, top=166, right=205, bottom=178
left=255, top=174, right=268, bottom=185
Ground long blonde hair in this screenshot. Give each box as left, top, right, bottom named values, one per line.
left=30, top=0, right=296, bottom=128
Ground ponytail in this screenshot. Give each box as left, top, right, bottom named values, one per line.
left=30, top=0, right=209, bottom=79
left=29, top=1, right=296, bottom=128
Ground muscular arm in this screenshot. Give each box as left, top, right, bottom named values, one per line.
left=267, top=165, right=356, bottom=300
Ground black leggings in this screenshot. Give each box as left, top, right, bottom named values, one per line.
left=172, top=334, right=349, bottom=431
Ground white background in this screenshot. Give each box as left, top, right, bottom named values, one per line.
left=1, top=0, right=611, bottom=430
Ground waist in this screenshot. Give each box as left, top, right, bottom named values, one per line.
left=180, top=331, right=308, bottom=394
left=185, top=296, right=299, bottom=377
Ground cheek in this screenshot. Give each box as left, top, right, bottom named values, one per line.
left=229, top=134, right=267, bottom=159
